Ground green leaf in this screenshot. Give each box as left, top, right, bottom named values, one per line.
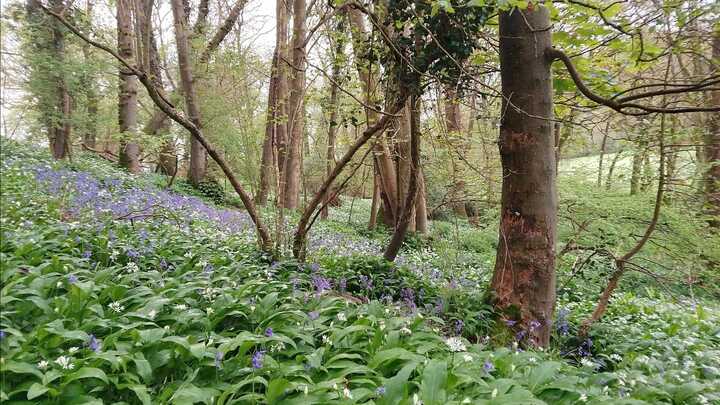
left=64, top=367, right=109, bottom=385
left=266, top=378, right=291, bottom=404
left=420, top=359, right=447, bottom=405
left=27, top=383, right=48, bottom=400
left=377, top=362, right=418, bottom=405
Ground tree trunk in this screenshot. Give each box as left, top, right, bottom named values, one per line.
left=49, top=0, right=70, bottom=160
left=282, top=0, right=306, bottom=209
left=117, top=0, right=140, bottom=173
left=490, top=5, right=556, bottom=347
left=597, top=121, right=610, bottom=187
left=80, top=0, right=97, bottom=149
left=606, top=149, right=623, bottom=190
left=347, top=8, right=399, bottom=225
left=630, top=147, right=643, bottom=195
left=321, top=39, right=342, bottom=219
left=415, top=169, right=428, bottom=233
left=257, top=51, right=279, bottom=205
left=384, top=94, right=421, bottom=261
left=445, top=87, right=468, bottom=217
left=705, top=33, right=720, bottom=227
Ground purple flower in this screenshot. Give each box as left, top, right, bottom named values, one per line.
left=505, top=319, right=517, bottom=327
left=308, top=311, right=319, bottom=320
left=251, top=350, right=265, bottom=369
left=203, top=263, right=214, bottom=274
left=359, top=275, right=373, bottom=291
left=291, top=278, right=300, bottom=293
left=515, top=330, right=527, bottom=341
left=215, top=351, right=224, bottom=369
left=126, top=249, right=140, bottom=261
left=82, top=251, right=92, bottom=259
left=483, top=360, right=495, bottom=373
left=0, top=330, right=5, bottom=340
left=264, top=327, right=273, bottom=337
left=312, top=276, right=331, bottom=296
left=159, top=258, right=168, bottom=270
left=88, top=334, right=101, bottom=352
left=309, top=263, right=320, bottom=272
left=375, top=386, right=386, bottom=396
left=556, top=308, right=570, bottom=336
left=454, top=319, right=464, bottom=336
left=68, top=274, right=78, bottom=284
left=529, top=320, right=541, bottom=331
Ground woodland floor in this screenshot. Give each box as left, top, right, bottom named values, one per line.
left=1, top=139, right=719, bottom=404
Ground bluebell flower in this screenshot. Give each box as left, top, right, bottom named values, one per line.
left=159, top=258, right=168, bottom=270
left=88, top=334, right=101, bottom=352
left=375, top=386, right=386, bottom=396
left=203, top=263, right=214, bottom=274
left=265, top=327, right=273, bottom=337
left=0, top=330, right=5, bottom=340
left=338, top=278, right=347, bottom=292
left=82, top=251, right=92, bottom=259
left=68, top=274, right=78, bottom=284
left=251, top=350, right=265, bottom=369
left=483, top=360, right=495, bottom=373
left=312, top=276, right=331, bottom=296
left=308, top=311, right=319, bottom=320
left=215, top=351, right=224, bottom=369
left=309, top=263, right=320, bottom=272
left=454, top=319, right=464, bottom=336
left=505, top=319, right=517, bottom=327
left=515, top=330, right=527, bottom=341
left=126, top=249, right=140, bottom=260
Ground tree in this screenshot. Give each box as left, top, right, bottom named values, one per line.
left=489, top=4, right=557, bottom=347
left=705, top=32, right=720, bottom=227
left=282, top=0, right=307, bottom=209
left=117, top=0, right=141, bottom=173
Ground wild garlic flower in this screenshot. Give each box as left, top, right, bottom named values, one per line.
left=37, top=360, right=49, bottom=370
left=109, top=301, right=125, bottom=313
left=126, top=262, right=139, bottom=273
left=147, top=309, right=157, bottom=319
left=445, top=337, right=467, bottom=352
left=337, top=312, right=346, bottom=321
left=400, top=327, right=412, bottom=336
left=55, top=356, right=74, bottom=370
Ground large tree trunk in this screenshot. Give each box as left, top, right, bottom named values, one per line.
left=282, top=0, right=306, bottom=209
left=705, top=33, right=720, bottom=228
left=490, top=5, right=556, bottom=347
left=117, top=0, right=140, bottom=173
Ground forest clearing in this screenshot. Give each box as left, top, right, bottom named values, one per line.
left=0, top=0, right=719, bottom=404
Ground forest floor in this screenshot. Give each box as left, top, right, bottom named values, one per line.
left=1, top=139, right=719, bottom=404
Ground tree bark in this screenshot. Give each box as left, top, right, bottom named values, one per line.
left=282, top=0, right=306, bottom=209
left=705, top=33, right=720, bottom=227
left=80, top=0, right=97, bottom=149
left=257, top=51, right=279, bottom=205
left=117, top=0, right=140, bottom=173
left=321, top=39, right=342, bottom=219
left=346, top=8, right=399, bottom=225
left=597, top=121, right=610, bottom=187
left=444, top=87, right=468, bottom=217
left=490, top=5, right=556, bottom=347
left=384, top=94, right=421, bottom=261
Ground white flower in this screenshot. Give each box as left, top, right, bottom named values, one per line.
left=491, top=388, right=498, bottom=398
left=68, top=347, right=79, bottom=354
left=198, top=260, right=208, bottom=268
left=322, top=335, right=333, bottom=346
left=109, top=301, right=125, bottom=313
left=250, top=305, right=256, bottom=312
left=174, top=304, right=187, bottom=311
left=342, top=387, right=353, bottom=399
left=56, top=281, right=63, bottom=288
left=37, top=360, right=49, bottom=370
left=184, top=252, right=193, bottom=258
left=445, top=337, right=467, bottom=352
left=462, top=354, right=473, bottom=362
left=126, top=262, right=139, bottom=273
left=337, top=312, right=346, bottom=321
left=580, top=358, right=596, bottom=368
left=206, top=307, right=214, bottom=315
left=579, top=393, right=588, bottom=402
left=610, top=353, right=622, bottom=361
left=400, top=327, right=412, bottom=336
left=378, top=320, right=386, bottom=331
left=55, top=356, right=74, bottom=370
left=413, top=393, right=423, bottom=405
left=148, top=310, right=157, bottom=320
left=110, top=250, right=119, bottom=260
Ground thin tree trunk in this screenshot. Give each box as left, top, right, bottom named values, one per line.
left=490, top=5, right=556, bottom=347
left=321, top=39, right=342, bottom=219
left=257, top=51, right=279, bottom=205
left=597, top=120, right=610, bottom=187
left=384, top=93, right=421, bottom=261
left=705, top=33, right=720, bottom=227
left=281, top=0, right=306, bottom=209
left=445, top=87, right=468, bottom=217
left=630, top=146, right=643, bottom=195
left=606, top=148, right=623, bottom=190
left=369, top=169, right=381, bottom=229
left=117, top=0, right=140, bottom=173
left=415, top=169, right=428, bottom=233
left=80, top=0, right=97, bottom=149
left=347, top=8, right=399, bottom=225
